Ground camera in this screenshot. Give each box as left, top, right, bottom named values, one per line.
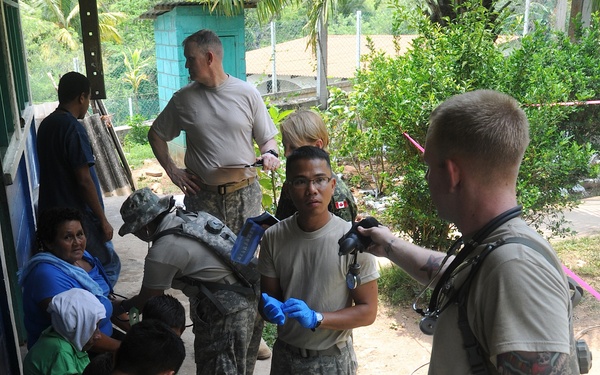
left=576, top=339, right=592, bottom=374
left=338, top=217, right=381, bottom=256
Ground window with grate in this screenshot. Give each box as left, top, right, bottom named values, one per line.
left=0, top=0, right=31, bottom=162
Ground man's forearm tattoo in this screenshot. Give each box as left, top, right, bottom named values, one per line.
left=384, top=239, right=395, bottom=256
left=419, top=255, right=442, bottom=280
left=497, top=351, right=573, bottom=375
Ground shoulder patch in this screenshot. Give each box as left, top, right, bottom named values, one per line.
left=335, top=201, right=349, bottom=209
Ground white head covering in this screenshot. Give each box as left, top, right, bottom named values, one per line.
left=47, top=288, right=106, bottom=351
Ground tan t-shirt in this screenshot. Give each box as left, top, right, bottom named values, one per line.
left=142, top=213, right=233, bottom=298
left=151, top=76, right=278, bottom=185
left=428, top=218, right=579, bottom=374
left=258, top=214, right=380, bottom=350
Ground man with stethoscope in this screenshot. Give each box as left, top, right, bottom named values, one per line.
left=359, top=90, right=584, bottom=374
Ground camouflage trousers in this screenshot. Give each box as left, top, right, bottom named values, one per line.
left=190, top=288, right=262, bottom=375
left=270, top=338, right=357, bottom=375
left=184, top=180, right=262, bottom=235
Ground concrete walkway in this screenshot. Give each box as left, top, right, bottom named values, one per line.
left=104, top=194, right=600, bottom=375
left=560, top=196, right=600, bottom=237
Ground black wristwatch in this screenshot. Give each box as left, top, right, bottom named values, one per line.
left=265, top=149, right=279, bottom=158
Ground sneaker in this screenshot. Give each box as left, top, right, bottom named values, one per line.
left=257, top=338, right=272, bottom=360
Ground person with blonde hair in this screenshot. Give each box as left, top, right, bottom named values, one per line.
left=276, top=109, right=357, bottom=221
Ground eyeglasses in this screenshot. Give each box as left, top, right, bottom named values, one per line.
left=289, top=176, right=332, bottom=190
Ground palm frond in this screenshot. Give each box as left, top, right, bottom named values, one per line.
left=56, top=27, right=79, bottom=50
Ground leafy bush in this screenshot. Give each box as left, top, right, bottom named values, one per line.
left=500, top=15, right=600, bottom=150
left=262, top=322, right=278, bottom=348
left=325, top=1, right=598, bottom=249
left=257, top=103, right=293, bottom=213
left=499, top=18, right=600, bottom=235
left=378, top=263, right=430, bottom=306
left=124, top=115, right=150, bottom=146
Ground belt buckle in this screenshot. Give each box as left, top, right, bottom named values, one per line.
left=217, top=184, right=227, bottom=195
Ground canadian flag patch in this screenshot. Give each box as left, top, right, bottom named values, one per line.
left=335, top=201, right=348, bottom=209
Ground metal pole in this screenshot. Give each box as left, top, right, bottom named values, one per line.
left=270, top=21, right=277, bottom=94
left=316, top=15, right=328, bottom=109
left=356, top=11, right=362, bottom=70
left=523, top=0, right=531, bottom=35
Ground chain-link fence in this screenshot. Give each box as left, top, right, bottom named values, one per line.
left=244, top=8, right=398, bottom=97
left=103, top=94, right=160, bottom=126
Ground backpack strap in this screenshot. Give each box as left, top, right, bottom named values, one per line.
left=152, top=226, right=184, bottom=242
left=175, top=207, right=193, bottom=222
left=456, top=243, right=500, bottom=375
left=456, top=237, right=584, bottom=374
left=502, top=238, right=583, bottom=307
left=151, top=209, right=260, bottom=315
left=177, top=276, right=255, bottom=316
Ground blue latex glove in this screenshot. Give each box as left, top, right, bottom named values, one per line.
left=262, top=293, right=286, bottom=325
left=281, top=298, right=317, bottom=329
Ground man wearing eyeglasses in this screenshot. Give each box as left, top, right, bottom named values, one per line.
left=257, top=146, right=379, bottom=374
left=359, top=90, right=581, bottom=374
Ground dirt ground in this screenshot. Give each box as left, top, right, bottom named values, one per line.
left=351, top=299, right=600, bottom=375
left=129, top=161, right=600, bottom=374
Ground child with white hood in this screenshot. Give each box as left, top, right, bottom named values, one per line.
left=23, top=288, right=106, bottom=374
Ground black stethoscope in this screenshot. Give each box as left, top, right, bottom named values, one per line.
left=412, top=206, right=523, bottom=335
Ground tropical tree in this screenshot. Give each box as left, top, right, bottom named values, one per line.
left=206, top=0, right=348, bottom=50
left=20, top=0, right=126, bottom=50
left=20, top=0, right=128, bottom=102
left=122, top=49, right=150, bottom=113
left=325, top=2, right=598, bottom=248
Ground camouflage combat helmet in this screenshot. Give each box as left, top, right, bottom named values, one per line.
left=118, top=187, right=172, bottom=236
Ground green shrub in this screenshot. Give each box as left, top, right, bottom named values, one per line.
left=256, top=103, right=293, bottom=213
left=124, top=114, right=150, bottom=146
left=377, top=264, right=430, bottom=306
left=262, top=322, right=278, bottom=348
left=325, top=1, right=597, bottom=248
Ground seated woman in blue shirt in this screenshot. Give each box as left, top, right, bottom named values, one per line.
left=19, top=207, right=123, bottom=353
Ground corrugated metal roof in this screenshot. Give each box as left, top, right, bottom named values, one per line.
left=139, top=0, right=258, bottom=19
left=245, top=35, right=417, bottom=79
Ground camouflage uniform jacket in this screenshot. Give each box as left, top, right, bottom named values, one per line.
left=275, top=175, right=357, bottom=222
